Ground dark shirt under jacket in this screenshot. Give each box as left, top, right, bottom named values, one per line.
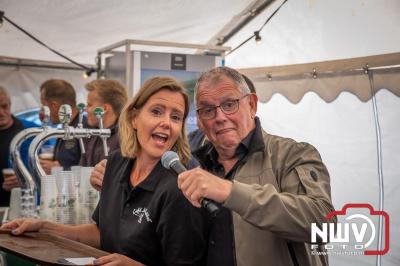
left=188, top=129, right=206, bottom=152
left=193, top=118, right=261, bottom=266
left=0, top=117, right=24, bottom=206
left=79, top=123, right=119, bottom=167
left=92, top=151, right=207, bottom=266
left=54, top=114, right=87, bottom=170
left=187, top=129, right=206, bottom=169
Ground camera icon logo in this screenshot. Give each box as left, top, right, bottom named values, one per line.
left=311, top=203, right=389, bottom=255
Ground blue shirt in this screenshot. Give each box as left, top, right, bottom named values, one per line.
left=54, top=114, right=87, bottom=170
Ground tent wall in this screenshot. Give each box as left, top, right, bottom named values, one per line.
left=257, top=90, right=399, bottom=265
left=0, top=64, right=93, bottom=113
left=242, top=55, right=400, bottom=265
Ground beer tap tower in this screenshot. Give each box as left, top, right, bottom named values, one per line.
left=26, top=105, right=110, bottom=218
left=29, top=104, right=111, bottom=184
left=10, top=106, right=50, bottom=190
left=9, top=106, right=51, bottom=218
left=76, top=103, right=86, bottom=154
left=94, top=107, right=109, bottom=157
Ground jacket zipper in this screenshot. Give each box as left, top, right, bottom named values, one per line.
left=229, top=157, right=250, bottom=266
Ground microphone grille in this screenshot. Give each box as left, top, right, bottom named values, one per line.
left=161, top=151, right=179, bottom=169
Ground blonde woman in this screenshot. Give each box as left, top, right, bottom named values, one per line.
left=2, top=76, right=207, bottom=266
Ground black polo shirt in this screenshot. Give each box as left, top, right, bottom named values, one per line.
left=193, top=118, right=265, bottom=266
left=92, top=151, right=207, bottom=266
left=54, top=114, right=87, bottom=170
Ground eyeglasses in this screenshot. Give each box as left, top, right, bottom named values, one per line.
left=196, top=94, right=250, bottom=120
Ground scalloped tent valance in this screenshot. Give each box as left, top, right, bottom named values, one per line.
left=239, top=52, right=400, bottom=103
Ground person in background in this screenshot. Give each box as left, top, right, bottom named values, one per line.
left=2, top=76, right=207, bottom=266
left=79, top=79, right=127, bottom=169
left=0, top=86, right=38, bottom=206
left=39, top=79, right=87, bottom=172
left=178, top=66, right=335, bottom=266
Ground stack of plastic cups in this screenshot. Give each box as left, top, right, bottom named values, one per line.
left=71, top=166, right=81, bottom=224
left=79, top=167, right=98, bottom=224
left=51, top=166, right=63, bottom=193
left=71, top=166, right=82, bottom=188
left=39, top=175, right=57, bottom=221
left=20, top=188, right=38, bottom=218
left=55, top=171, right=77, bottom=225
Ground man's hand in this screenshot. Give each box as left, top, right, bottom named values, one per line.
left=39, top=159, right=61, bottom=175
left=90, top=159, right=107, bottom=191
left=2, top=174, right=20, bottom=191
left=177, top=168, right=233, bottom=207
left=93, top=253, right=144, bottom=266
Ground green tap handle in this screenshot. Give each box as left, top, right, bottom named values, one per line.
left=93, top=107, right=104, bottom=116
left=77, top=103, right=86, bottom=111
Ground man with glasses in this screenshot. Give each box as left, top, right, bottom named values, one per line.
left=188, top=73, right=256, bottom=153
left=178, top=66, right=335, bottom=266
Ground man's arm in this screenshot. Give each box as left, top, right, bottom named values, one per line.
left=179, top=142, right=335, bottom=243
left=223, top=142, right=335, bottom=242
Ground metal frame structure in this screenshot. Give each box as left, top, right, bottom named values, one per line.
left=97, top=39, right=230, bottom=97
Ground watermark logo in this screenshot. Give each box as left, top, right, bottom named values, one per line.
left=311, top=203, right=389, bottom=256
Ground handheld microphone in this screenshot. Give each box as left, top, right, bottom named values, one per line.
left=161, top=151, right=220, bottom=216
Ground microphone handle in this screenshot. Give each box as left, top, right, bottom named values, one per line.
left=171, top=161, right=220, bottom=217
left=200, top=198, right=220, bottom=217
left=170, top=160, right=186, bottom=174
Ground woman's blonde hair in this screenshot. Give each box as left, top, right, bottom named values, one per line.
left=119, top=76, right=191, bottom=164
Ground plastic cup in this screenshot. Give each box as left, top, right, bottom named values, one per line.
left=39, top=153, right=54, bottom=160
left=8, top=188, right=21, bottom=220
left=2, top=168, right=15, bottom=177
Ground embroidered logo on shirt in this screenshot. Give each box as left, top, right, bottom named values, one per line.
left=132, top=207, right=152, bottom=223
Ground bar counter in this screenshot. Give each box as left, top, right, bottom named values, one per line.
left=0, top=229, right=108, bottom=265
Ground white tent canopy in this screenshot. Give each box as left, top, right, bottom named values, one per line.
left=1, top=0, right=399, bottom=67
left=225, top=0, right=400, bottom=68
left=0, top=1, right=399, bottom=265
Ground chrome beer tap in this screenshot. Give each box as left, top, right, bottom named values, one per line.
left=77, top=103, right=86, bottom=154
left=10, top=105, right=50, bottom=190
left=58, top=104, right=73, bottom=140
left=29, top=104, right=111, bottom=187
left=94, top=107, right=109, bottom=157
left=9, top=105, right=51, bottom=218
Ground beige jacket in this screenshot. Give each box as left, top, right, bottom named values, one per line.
left=223, top=130, right=335, bottom=266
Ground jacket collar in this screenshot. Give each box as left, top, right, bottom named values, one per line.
left=248, top=117, right=265, bottom=154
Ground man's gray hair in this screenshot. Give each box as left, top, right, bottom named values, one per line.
left=0, top=85, right=11, bottom=102
left=194, top=67, right=251, bottom=98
